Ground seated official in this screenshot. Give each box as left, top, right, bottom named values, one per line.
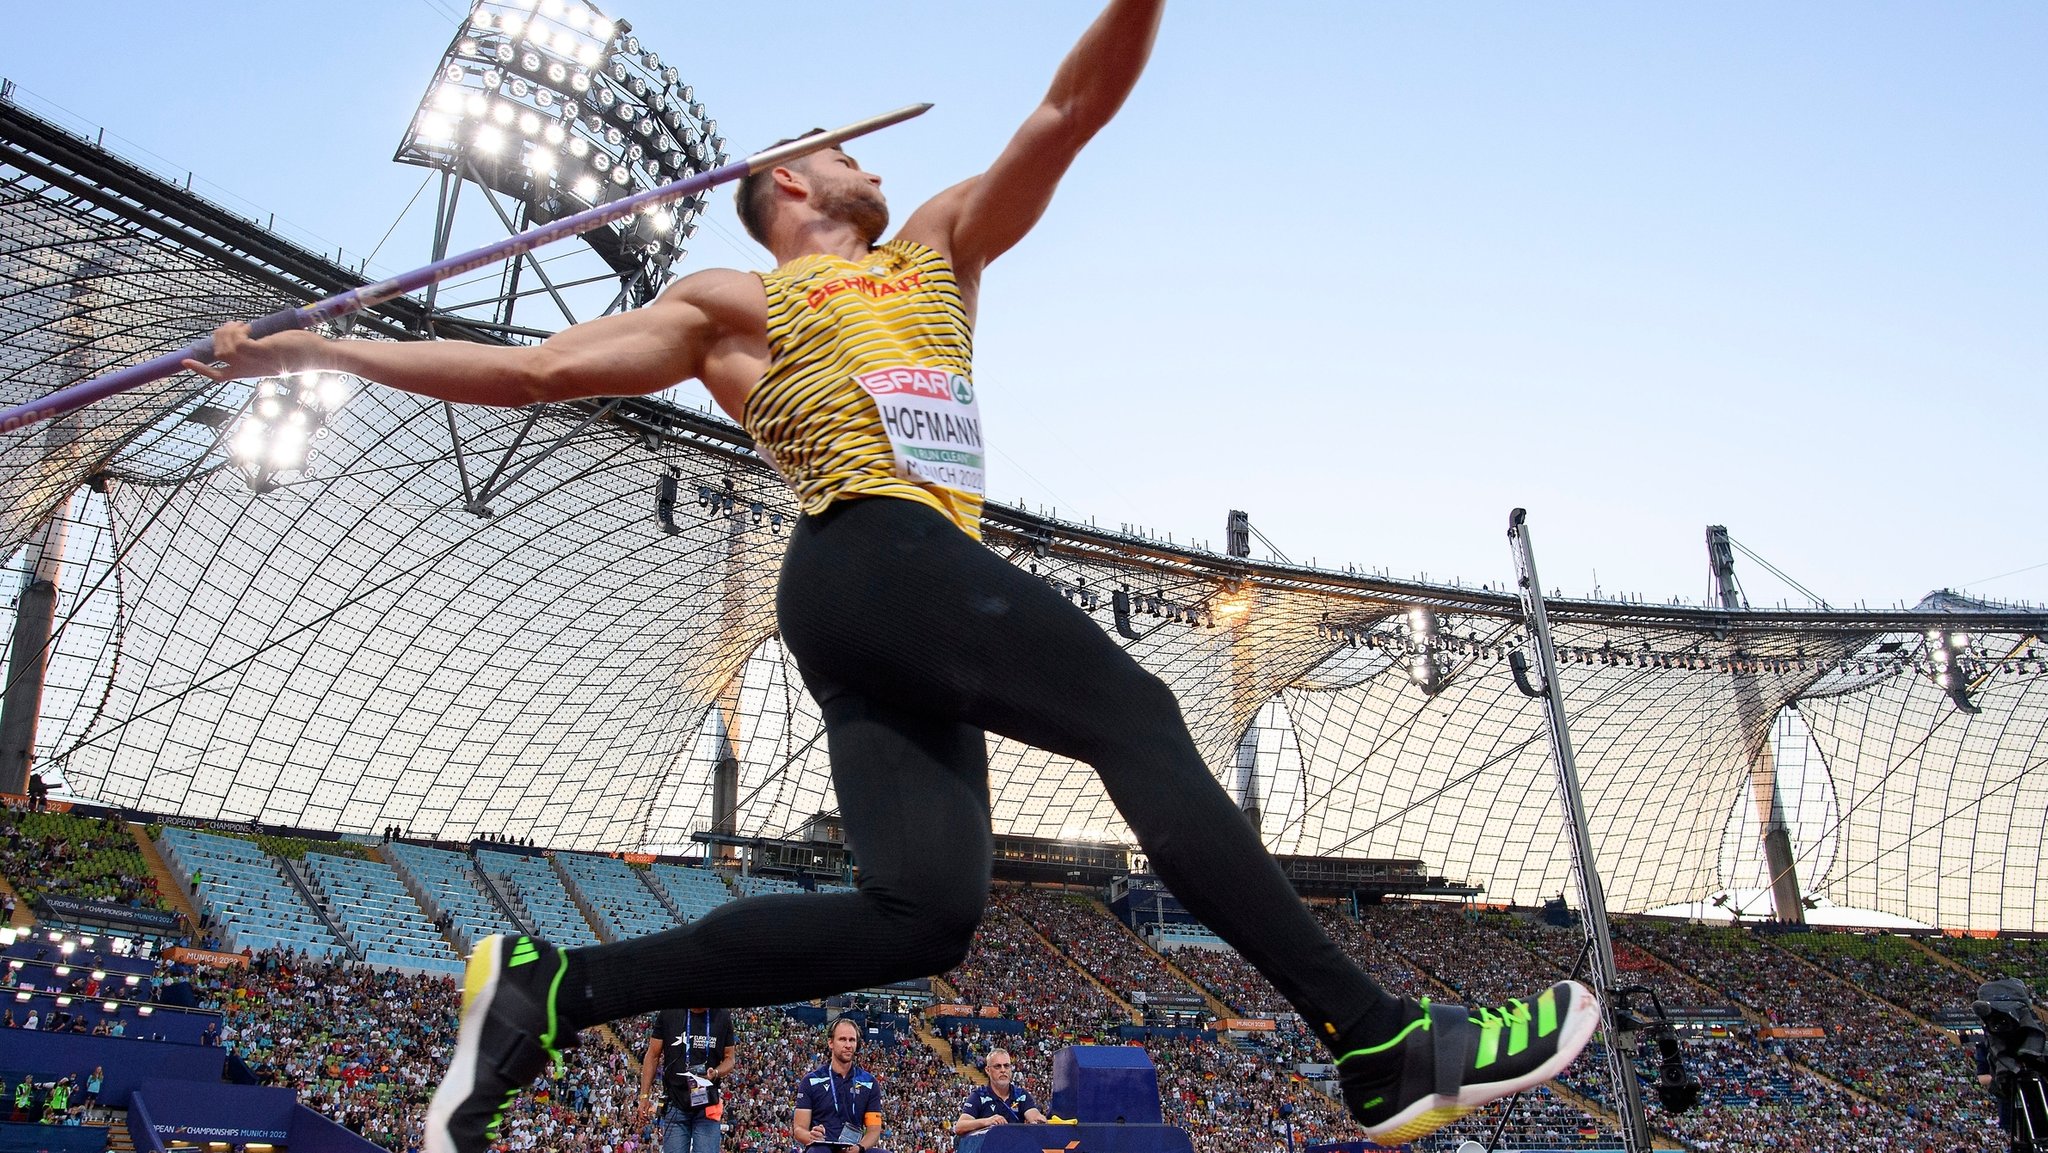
left=793, top=1018, right=882, bottom=1151
left=954, top=1048, right=1047, bottom=1143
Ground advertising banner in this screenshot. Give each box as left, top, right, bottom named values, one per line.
left=33, top=895, right=181, bottom=932
left=134, top=1080, right=296, bottom=1144
left=164, top=945, right=250, bottom=968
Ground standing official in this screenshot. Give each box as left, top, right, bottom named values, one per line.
left=640, top=1006, right=735, bottom=1153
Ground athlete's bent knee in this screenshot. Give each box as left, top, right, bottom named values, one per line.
left=859, top=869, right=986, bottom=965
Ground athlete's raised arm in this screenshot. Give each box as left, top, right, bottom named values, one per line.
left=901, top=0, right=1164, bottom=275
left=185, top=266, right=760, bottom=409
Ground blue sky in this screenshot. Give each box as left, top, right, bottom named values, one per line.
left=6, top=2, right=2044, bottom=607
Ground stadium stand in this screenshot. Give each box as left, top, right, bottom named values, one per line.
left=1009, top=888, right=1206, bottom=1011
left=383, top=842, right=520, bottom=952
left=1617, top=920, right=1999, bottom=1148
left=943, top=891, right=1131, bottom=1032
left=473, top=849, right=602, bottom=949
left=157, top=827, right=346, bottom=960
left=299, top=852, right=461, bottom=974
left=645, top=862, right=736, bottom=923
left=731, top=874, right=807, bottom=898
left=1160, top=941, right=1292, bottom=1016
left=551, top=852, right=678, bottom=943
left=4, top=810, right=2022, bottom=1152
left=0, top=807, right=168, bottom=914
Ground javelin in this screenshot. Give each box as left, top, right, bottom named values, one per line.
left=0, top=103, right=933, bottom=435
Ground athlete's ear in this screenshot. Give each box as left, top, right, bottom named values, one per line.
left=771, top=163, right=810, bottom=203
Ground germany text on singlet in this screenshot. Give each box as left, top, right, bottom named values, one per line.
left=745, top=239, right=986, bottom=538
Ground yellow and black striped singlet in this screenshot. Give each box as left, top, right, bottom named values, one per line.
left=745, top=239, right=986, bottom=538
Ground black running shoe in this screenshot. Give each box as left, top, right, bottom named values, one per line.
left=424, top=935, right=573, bottom=1153
left=1335, top=980, right=1600, bottom=1146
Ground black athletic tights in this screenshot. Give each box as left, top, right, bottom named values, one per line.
left=564, top=496, right=1403, bottom=1053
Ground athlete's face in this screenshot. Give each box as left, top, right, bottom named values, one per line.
left=805, top=149, right=888, bottom=244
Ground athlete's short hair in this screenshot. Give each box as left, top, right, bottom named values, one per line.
left=736, top=129, right=827, bottom=245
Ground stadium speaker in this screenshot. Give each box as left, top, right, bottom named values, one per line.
left=1112, top=588, right=1143, bottom=641
left=655, top=468, right=681, bottom=534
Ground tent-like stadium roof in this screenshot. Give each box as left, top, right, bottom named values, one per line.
left=4, top=95, right=2045, bottom=930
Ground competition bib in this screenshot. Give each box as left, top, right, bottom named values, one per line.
left=855, top=366, right=986, bottom=497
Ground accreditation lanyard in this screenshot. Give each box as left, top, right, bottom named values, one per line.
left=831, top=1067, right=858, bottom=1130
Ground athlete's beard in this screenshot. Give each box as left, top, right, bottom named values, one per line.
left=813, top=182, right=889, bottom=246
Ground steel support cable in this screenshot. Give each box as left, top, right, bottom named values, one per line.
left=1272, top=616, right=1523, bottom=847
left=3, top=355, right=445, bottom=721
left=1752, top=690, right=1971, bottom=917
left=41, top=444, right=640, bottom=765
left=1300, top=653, right=1740, bottom=865
left=0, top=384, right=261, bottom=711
left=1810, top=744, right=2048, bottom=904
left=1728, top=536, right=1829, bottom=610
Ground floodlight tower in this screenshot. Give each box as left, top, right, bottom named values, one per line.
left=395, top=0, right=727, bottom=336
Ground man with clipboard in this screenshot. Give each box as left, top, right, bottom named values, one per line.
left=793, top=1018, right=882, bottom=1151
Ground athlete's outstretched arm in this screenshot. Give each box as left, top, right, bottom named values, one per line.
left=904, top=0, right=1164, bottom=271
left=184, top=269, right=741, bottom=407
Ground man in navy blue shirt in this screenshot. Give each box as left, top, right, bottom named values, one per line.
left=793, top=1018, right=881, bottom=1150
left=953, top=1048, right=1046, bottom=1142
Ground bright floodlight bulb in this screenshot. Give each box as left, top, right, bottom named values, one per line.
left=492, top=100, right=517, bottom=125
left=232, top=425, right=267, bottom=463
left=465, top=91, right=489, bottom=117
left=547, top=61, right=567, bottom=84
left=475, top=124, right=506, bottom=153
left=471, top=7, right=493, bottom=29
left=543, top=121, right=566, bottom=144
left=519, top=110, right=542, bottom=135
left=434, top=83, right=465, bottom=111
left=539, top=0, right=562, bottom=15
left=591, top=19, right=614, bottom=41
left=574, top=174, right=600, bottom=200
left=255, top=396, right=282, bottom=420
left=317, top=375, right=351, bottom=410
left=499, top=11, right=525, bottom=35
left=650, top=209, right=673, bottom=231
left=528, top=149, right=557, bottom=175
left=567, top=135, right=590, bottom=158
left=562, top=7, right=585, bottom=30
left=611, top=165, right=629, bottom=185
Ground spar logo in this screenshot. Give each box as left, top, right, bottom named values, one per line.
left=857, top=366, right=974, bottom=406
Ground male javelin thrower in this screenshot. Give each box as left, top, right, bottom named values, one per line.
left=191, top=3, right=1597, bottom=1148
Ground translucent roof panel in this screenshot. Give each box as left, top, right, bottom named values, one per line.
left=7, top=116, right=2047, bottom=931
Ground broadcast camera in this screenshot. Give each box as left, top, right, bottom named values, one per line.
left=1973, top=978, right=2048, bottom=1153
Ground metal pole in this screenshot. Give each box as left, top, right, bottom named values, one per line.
left=1505, top=508, right=1656, bottom=1153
